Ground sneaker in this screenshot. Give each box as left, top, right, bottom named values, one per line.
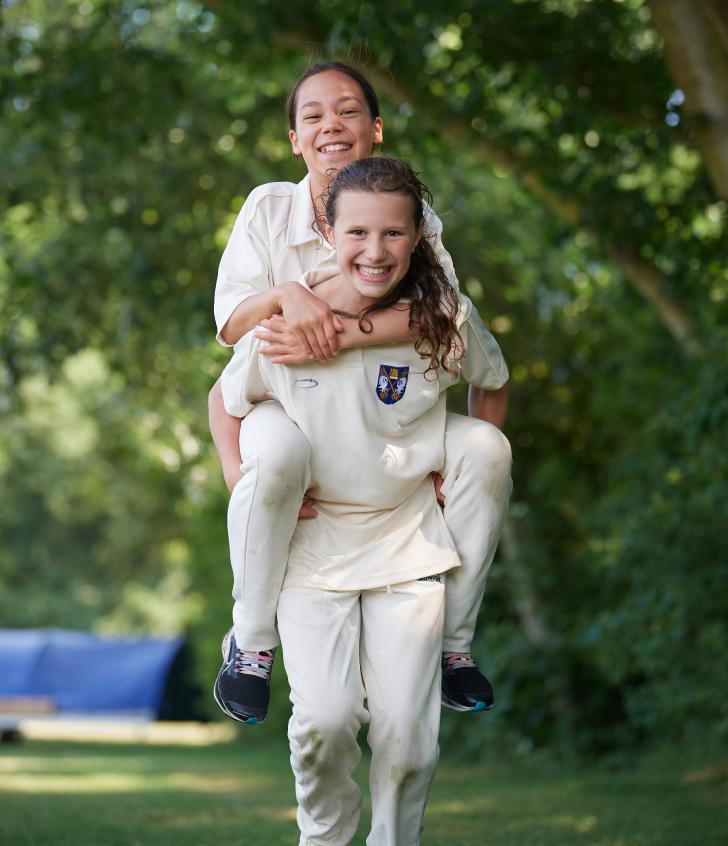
left=213, top=628, right=275, bottom=725
left=441, top=652, right=494, bottom=712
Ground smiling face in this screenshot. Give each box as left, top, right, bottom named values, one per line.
left=325, top=190, right=422, bottom=310
left=289, top=70, right=384, bottom=196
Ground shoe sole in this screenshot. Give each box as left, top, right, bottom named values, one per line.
left=212, top=675, right=264, bottom=725
left=212, top=629, right=266, bottom=726
left=441, top=692, right=493, bottom=713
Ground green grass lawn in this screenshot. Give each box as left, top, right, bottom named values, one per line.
left=1, top=733, right=726, bottom=845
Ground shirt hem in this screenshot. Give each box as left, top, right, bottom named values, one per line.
left=281, top=553, right=461, bottom=593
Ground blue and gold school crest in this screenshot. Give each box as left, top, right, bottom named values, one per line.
left=376, top=364, right=409, bottom=405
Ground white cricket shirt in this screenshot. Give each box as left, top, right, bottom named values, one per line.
left=221, top=272, right=508, bottom=591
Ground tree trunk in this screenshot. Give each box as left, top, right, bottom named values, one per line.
left=499, top=520, right=576, bottom=724
left=648, top=0, right=728, bottom=199
left=500, top=521, right=561, bottom=653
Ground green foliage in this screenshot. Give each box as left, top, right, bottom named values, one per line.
left=1, top=0, right=726, bottom=747
left=585, top=353, right=728, bottom=740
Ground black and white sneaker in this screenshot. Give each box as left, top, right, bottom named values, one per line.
left=441, top=652, right=494, bottom=712
left=213, top=629, right=275, bottom=725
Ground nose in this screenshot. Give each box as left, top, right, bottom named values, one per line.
left=322, top=109, right=343, bottom=133
left=364, top=235, right=386, bottom=262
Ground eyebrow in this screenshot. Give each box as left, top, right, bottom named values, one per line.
left=298, top=95, right=362, bottom=111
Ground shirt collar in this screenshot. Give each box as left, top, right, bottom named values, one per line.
left=300, top=267, right=338, bottom=291
left=287, top=173, right=327, bottom=248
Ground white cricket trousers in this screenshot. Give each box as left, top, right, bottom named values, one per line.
left=277, top=577, right=445, bottom=846
left=227, top=401, right=512, bottom=652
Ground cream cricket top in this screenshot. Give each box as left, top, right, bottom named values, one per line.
left=214, top=174, right=459, bottom=345
left=220, top=272, right=509, bottom=592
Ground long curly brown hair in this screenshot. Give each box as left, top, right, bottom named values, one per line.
left=324, top=157, right=462, bottom=375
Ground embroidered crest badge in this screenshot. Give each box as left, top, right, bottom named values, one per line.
left=376, top=364, right=409, bottom=405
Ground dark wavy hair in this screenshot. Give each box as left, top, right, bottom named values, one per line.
left=286, top=62, right=381, bottom=130
left=325, top=157, right=462, bottom=375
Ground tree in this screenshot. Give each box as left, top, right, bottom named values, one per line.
left=2, top=0, right=726, bottom=747
left=648, top=0, right=728, bottom=199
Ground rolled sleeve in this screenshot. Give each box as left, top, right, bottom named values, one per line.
left=219, top=335, right=271, bottom=418
left=456, top=295, right=509, bottom=389
left=214, top=187, right=273, bottom=346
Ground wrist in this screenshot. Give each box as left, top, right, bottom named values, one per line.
left=274, top=281, right=300, bottom=311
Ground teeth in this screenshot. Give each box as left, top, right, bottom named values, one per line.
left=358, top=266, right=388, bottom=278
left=320, top=144, right=351, bottom=153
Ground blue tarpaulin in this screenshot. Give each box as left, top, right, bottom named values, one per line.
left=0, top=629, right=183, bottom=717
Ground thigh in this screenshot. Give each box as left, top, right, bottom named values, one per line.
left=278, top=587, right=367, bottom=720
left=442, top=411, right=511, bottom=484
left=240, top=399, right=311, bottom=471
left=360, top=578, right=445, bottom=719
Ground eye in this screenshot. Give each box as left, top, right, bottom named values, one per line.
left=348, top=228, right=366, bottom=236
left=341, top=108, right=358, bottom=116
left=386, top=230, right=404, bottom=237
left=302, top=113, right=320, bottom=122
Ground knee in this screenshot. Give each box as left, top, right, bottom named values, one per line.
left=291, top=698, right=363, bottom=771
left=460, top=420, right=512, bottom=468
left=373, top=724, right=439, bottom=781
left=255, top=425, right=311, bottom=488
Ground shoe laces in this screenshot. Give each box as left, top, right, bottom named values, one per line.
left=442, top=651, right=477, bottom=672
left=234, top=648, right=275, bottom=680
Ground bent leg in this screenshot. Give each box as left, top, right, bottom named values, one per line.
left=278, top=586, right=368, bottom=846
left=228, top=400, right=311, bottom=650
left=361, top=578, right=445, bottom=846
left=441, top=413, right=512, bottom=653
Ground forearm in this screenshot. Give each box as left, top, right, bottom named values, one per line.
left=338, top=304, right=414, bottom=350
left=208, top=378, right=243, bottom=487
left=468, top=383, right=509, bottom=429
left=220, top=289, right=283, bottom=346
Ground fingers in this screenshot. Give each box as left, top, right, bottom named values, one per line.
left=267, top=352, right=315, bottom=365
left=431, top=471, right=446, bottom=506
left=255, top=321, right=315, bottom=363
left=302, top=317, right=342, bottom=361
left=298, top=497, right=318, bottom=520
left=258, top=342, right=290, bottom=357
left=309, top=313, right=343, bottom=360
left=309, top=325, right=338, bottom=361
left=322, top=320, right=341, bottom=355
left=255, top=320, right=285, bottom=338
left=288, top=327, right=317, bottom=361
left=256, top=310, right=342, bottom=363
left=256, top=332, right=314, bottom=365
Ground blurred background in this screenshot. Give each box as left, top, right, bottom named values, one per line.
left=1, top=0, right=727, bottom=758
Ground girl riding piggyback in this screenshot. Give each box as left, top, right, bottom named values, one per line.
left=212, top=63, right=513, bottom=735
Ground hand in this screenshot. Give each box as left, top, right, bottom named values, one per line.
left=256, top=316, right=319, bottom=365
left=275, top=282, right=343, bottom=362
left=431, top=471, right=445, bottom=506
left=224, top=465, right=244, bottom=493
left=298, top=496, right=318, bottom=520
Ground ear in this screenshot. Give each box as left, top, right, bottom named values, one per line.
left=289, top=128, right=301, bottom=156
left=373, top=116, right=384, bottom=145
left=324, top=222, right=335, bottom=246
